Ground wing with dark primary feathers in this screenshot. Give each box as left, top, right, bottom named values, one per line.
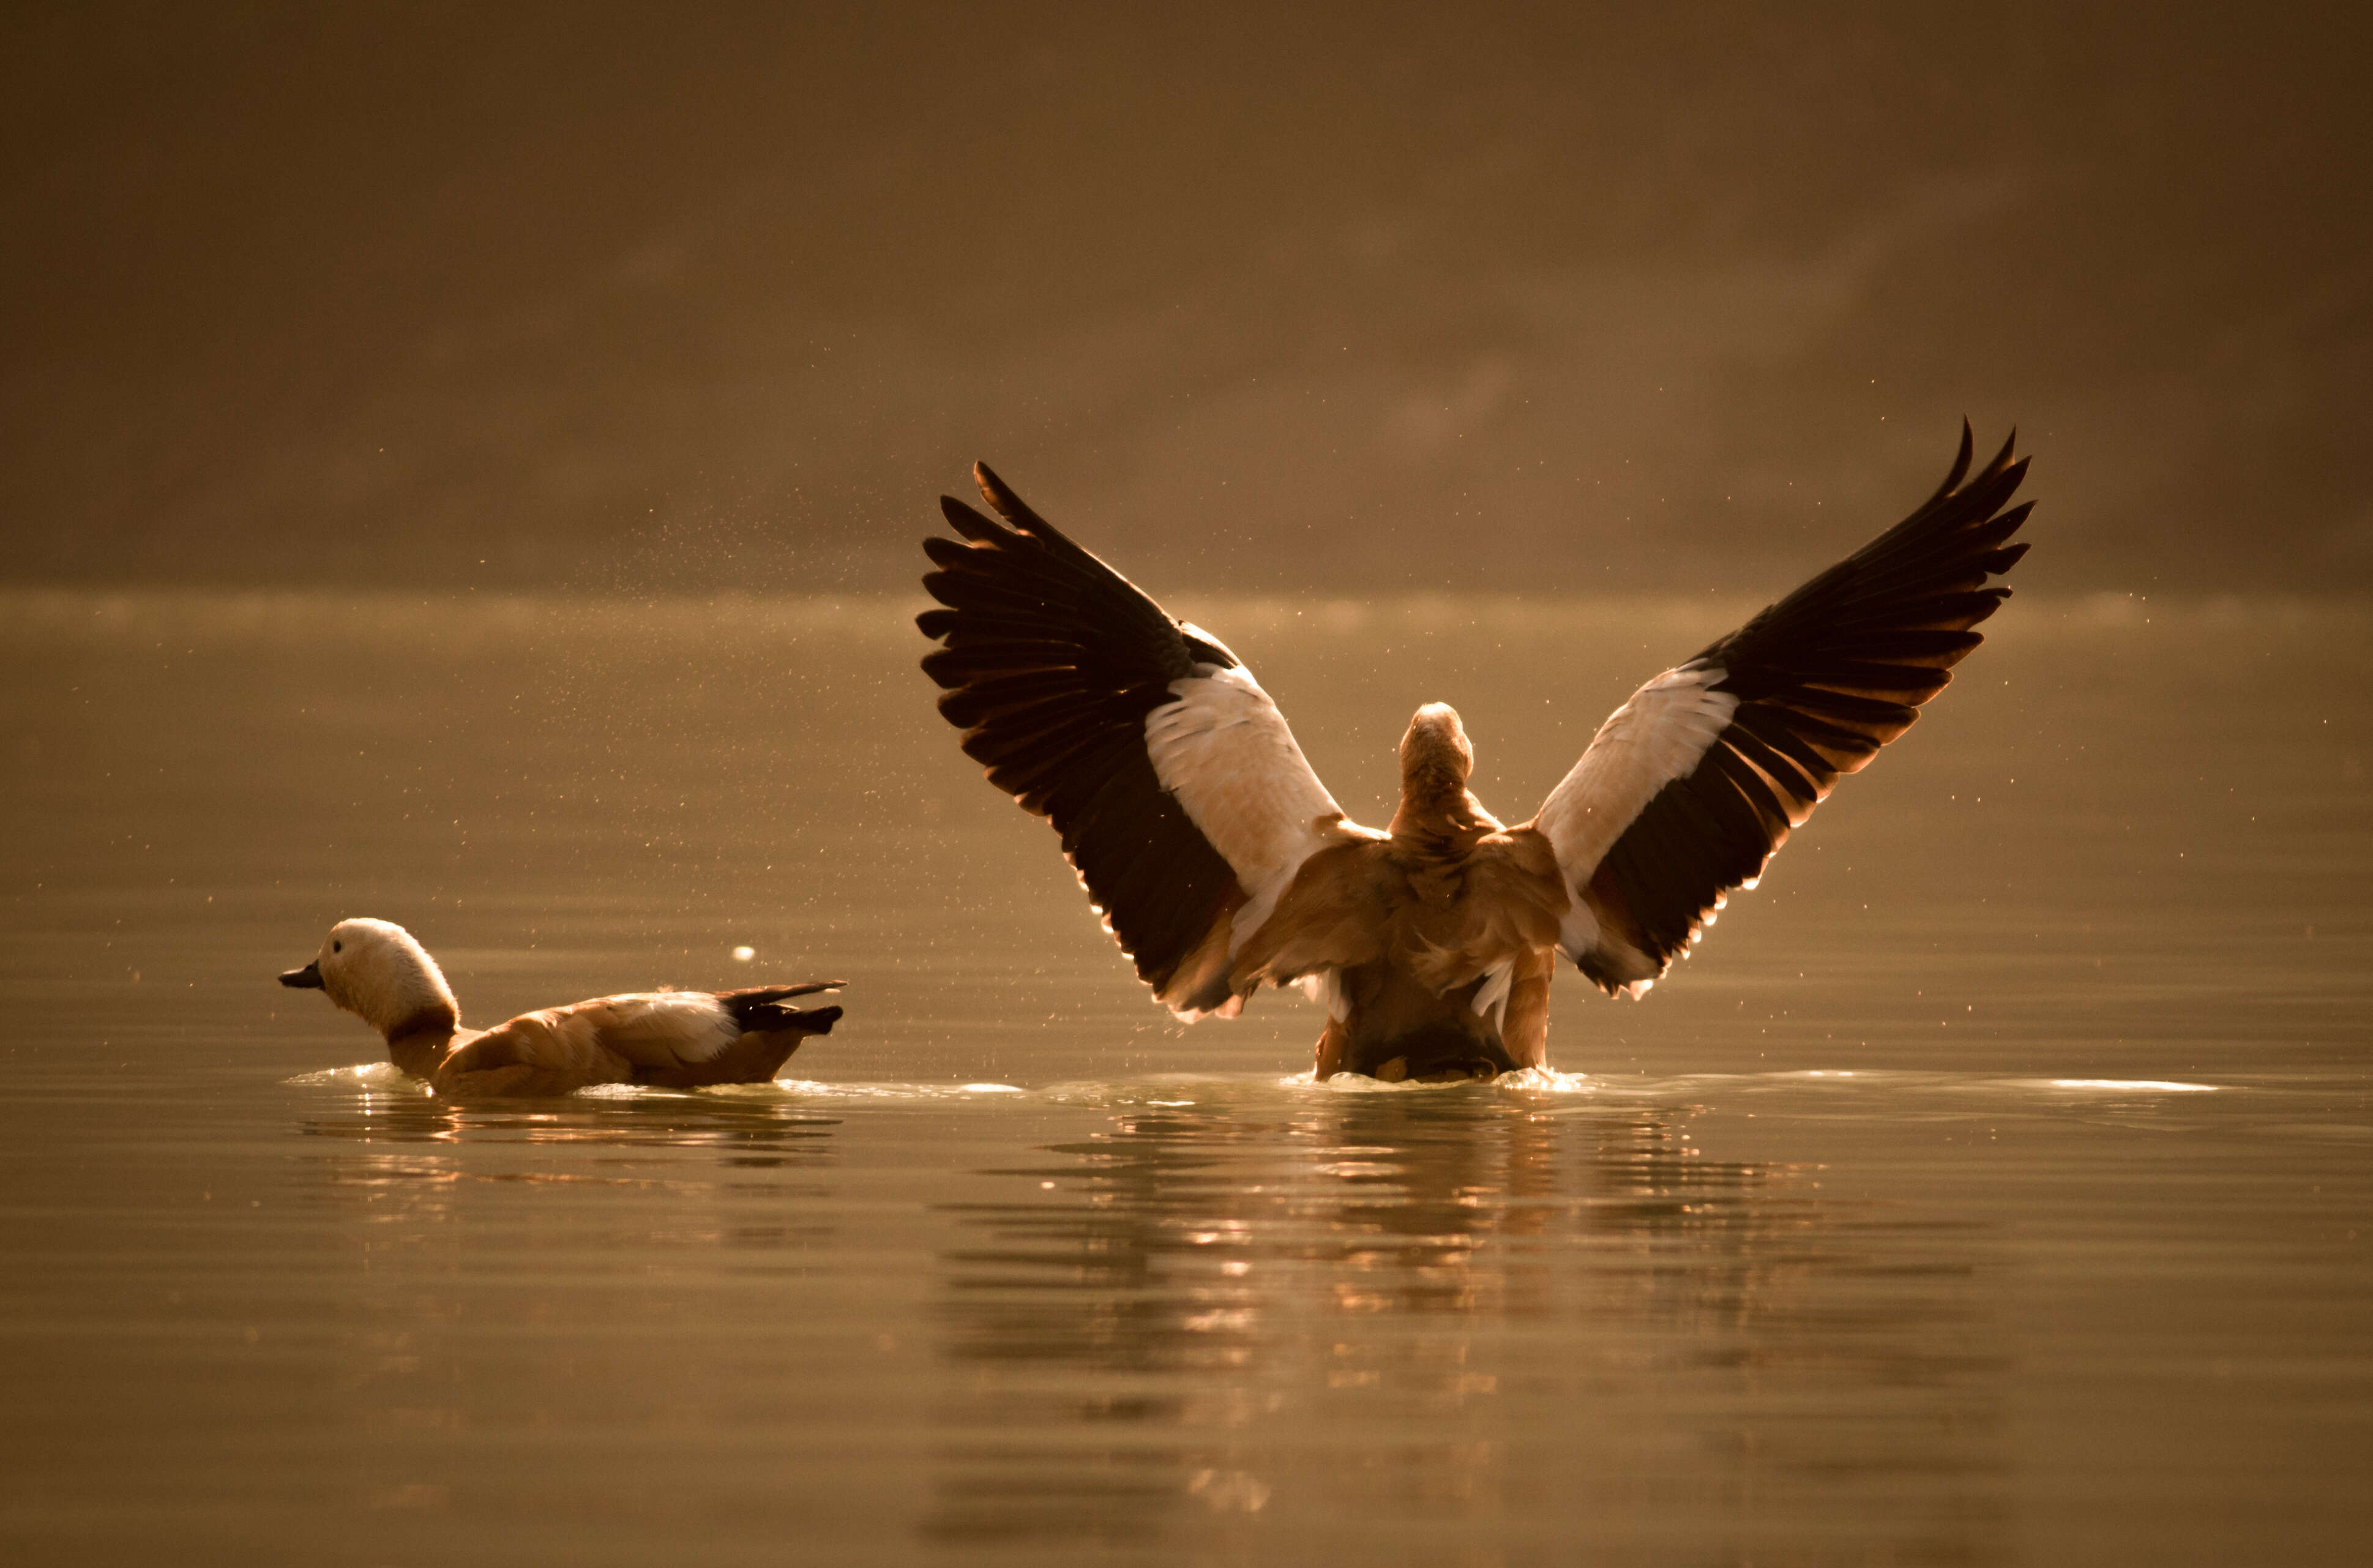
left=1530, top=424, right=2033, bottom=995
left=918, top=465, right=1365, bottom=1020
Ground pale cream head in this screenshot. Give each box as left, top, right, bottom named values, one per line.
left=282, top=917, right=460, bottom=1039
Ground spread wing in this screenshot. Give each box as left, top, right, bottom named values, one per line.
left=1530, top=424, right=2033, bottom=996
left=919, top=463, right=1377, bottom=1019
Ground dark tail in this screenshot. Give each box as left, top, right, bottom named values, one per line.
left=750, top=1003, right=842, bottom=1036
left=719, top=984, right=846, bottom=1035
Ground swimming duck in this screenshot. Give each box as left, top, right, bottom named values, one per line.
left=278, top=918, right=844, bottom=1096
left=919, top=424, right=2031, bottom=1081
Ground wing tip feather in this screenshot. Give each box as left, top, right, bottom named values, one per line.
left=973, top=461, right=1042, bottom=532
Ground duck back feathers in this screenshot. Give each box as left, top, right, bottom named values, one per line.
left=433, top=986, right=846, bottom=1096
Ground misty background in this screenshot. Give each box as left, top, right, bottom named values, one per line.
left=4, top=1, right=2367, bottom=596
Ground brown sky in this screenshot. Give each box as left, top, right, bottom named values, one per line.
left=3, top=2, right=2367, bottom=593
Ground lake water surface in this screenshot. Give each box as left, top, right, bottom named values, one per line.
left=3, top=590, right=2369, bottom=1564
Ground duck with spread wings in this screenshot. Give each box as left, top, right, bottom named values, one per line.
left=917, top=425, right=2032, bottom=1081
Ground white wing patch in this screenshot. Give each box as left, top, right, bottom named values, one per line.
left=1531, top=662, right=1737, bottom=959
left=1144, top=663, right=1355, bottom=952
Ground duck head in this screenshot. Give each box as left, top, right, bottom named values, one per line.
left=1389, top=703, right=1497, bottom=840
left=1399, top=703, right=1473, bottom=786
left=280, top=917, right=460, bottom=1042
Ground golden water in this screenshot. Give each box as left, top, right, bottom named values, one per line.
left=3, top=591, right=2368, bottom=1564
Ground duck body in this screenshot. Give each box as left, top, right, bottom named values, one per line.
left=279, top=919, right=843, bottom=1097
left=1232, top=713, right=1569, bottom=1080
left=918, top=426, right=2033, bottom=1079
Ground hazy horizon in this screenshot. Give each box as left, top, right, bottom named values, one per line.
left=5, top=2, right=2367, bottom=596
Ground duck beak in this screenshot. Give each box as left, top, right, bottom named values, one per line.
left=278, top=962, right=325, bottom=989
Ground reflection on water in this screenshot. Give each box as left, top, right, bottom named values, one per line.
left=275, top=1089, right=853, bottom=1537
left=295, top=1091, right=844, bottom=1273
left=3, top=592, right=2368, bottom=1564
left=931, top=1086, right=2001, bottom=1559
left=299, top=1081, right=843, bottom=1160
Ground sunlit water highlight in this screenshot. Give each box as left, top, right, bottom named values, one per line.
left=3, top=591, right=2369, bottom=1564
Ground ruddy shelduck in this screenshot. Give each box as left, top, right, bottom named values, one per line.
left=919, top=425, right=2031, bottom=1081
left=279, top=918, right=844, bottom=1096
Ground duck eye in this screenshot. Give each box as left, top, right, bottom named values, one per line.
left=332, top=941, right=342, bottom=953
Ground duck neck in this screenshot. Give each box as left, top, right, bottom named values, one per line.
left=383, top=1005, right=460, bottom=1077
left=1389, top=783, right=1500, bottom=849
left=1389, top=750, right=1501, bottom=848
left=1390, top=704, right=1498, bottom=849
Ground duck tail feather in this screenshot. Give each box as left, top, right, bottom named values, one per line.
left=743, top=1002, right=842, bottom=1036
left=718, top=985, right=846, bottom=1033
